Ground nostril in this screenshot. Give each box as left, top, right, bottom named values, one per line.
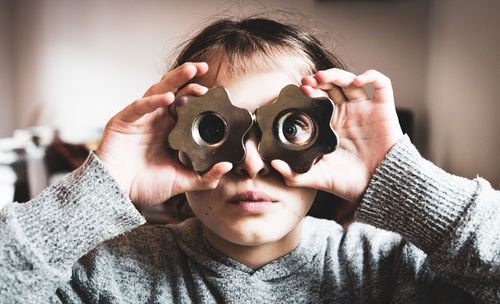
left=236, top=168, right=250, bottom=178
left=258, top=166, right=270, bottom=176
left=235, top=166, right=269, bottom=179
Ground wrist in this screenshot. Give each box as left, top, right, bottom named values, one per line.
left=357, top=135, right=477, bottom=253
left=94, top=147, right=133, bottom=196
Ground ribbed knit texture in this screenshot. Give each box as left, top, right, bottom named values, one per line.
left=1, top=137, right=498, bottom=303
left=357, top=135, right=479, bottom=254
left=0, top=152, right=145, bottom=302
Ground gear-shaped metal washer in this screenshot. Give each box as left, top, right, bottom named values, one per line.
left=168, top=86, right=253, bottom=172
left=255, top=84, right=339, bottom=173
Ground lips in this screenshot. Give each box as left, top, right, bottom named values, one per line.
left=228, top=191, right=278, bottom=213
left=229, top=191, right=278, bottom=204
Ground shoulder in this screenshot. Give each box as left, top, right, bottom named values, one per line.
left=303, top=217, right=431, bottom=289
left=62, top=219, right=203, bottom=301
left=302, top=216, right=404, bottom=247
left=302, top=216, right=426, bottom=265
left=74, top=218, right=202, bottom=277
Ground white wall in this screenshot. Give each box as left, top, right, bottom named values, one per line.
left=426, top=0, right=500, bottom=186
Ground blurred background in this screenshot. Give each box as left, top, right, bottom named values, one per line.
left=0, top=0, right=499, bottom=208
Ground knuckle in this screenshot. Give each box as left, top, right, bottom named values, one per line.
left=181, top=62, right=196, bottom=72
left=378, top=73, right=391, bottom=86
left=178, top=65, right=196, bottom=79
left=315, top=70, right=330, bottom=82
left=105, top=117, right=116, bottom=129
left=207, top=181, right=218, bottom=190
left=179, top=62, right=192, bottom=69
left=106, top=115, right=124, bottom=129
left=201, top=177, right=217, bottom=189
left=143, top=86, right=154, bottom=97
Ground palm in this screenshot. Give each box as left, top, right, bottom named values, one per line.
left=273, top=69, right=403, bottom=203
left=96, top=62, right=231, bottom=210
left=322, top=98, right=401, bottom=200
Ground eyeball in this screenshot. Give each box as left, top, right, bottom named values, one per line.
left=276, top=111, right=315, bottom=146
left=192, top=112, right=228, bottom=146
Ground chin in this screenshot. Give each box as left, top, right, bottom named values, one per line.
left=213, top=215, right=304, bottom=246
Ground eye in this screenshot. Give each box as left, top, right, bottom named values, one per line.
left=277, top=112, right=314, bottom=145
left=192, top=112, right=228, bottom=146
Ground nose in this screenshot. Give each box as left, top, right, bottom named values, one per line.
left=234, top=128, right=270, bottom=178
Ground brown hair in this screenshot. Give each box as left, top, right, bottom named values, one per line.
left=172, top=17, right=346, bottom=80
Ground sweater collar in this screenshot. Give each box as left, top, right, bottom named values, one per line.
left=169, top=217, right=329, bottom=281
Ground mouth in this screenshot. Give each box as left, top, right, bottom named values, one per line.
left=228, top=191, right=278, bottom=213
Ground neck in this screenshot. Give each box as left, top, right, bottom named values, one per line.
left=204, top=221, right=303, bottom=270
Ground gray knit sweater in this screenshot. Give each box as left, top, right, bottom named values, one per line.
left=0, top=135, right=498, bottom=303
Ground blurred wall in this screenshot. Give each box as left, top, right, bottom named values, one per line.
left=1, top=0, right=430, bottom=141
left=0, top=0, right=14, bottom=137
left=426, top=0, right=500, bottom=185
left=0, top=0, right=498, bottom=186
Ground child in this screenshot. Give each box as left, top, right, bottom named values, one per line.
left=1, top=17, right=498, bottom=303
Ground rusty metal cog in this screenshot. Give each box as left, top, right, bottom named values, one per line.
left=255, top=84, right=339, bottom=173
left=168, top=86, right=253, bottom=172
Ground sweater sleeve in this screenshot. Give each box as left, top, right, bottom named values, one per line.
left=0, top=152, right=146, bottom=303
left=356, top=134, right=499, bottom=302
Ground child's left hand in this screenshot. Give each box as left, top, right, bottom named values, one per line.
left=271, top=68, right=403, bottom=203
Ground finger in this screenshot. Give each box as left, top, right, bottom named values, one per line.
left=171, top=161, right=232, bottom=197
left=302, top=81, right=346, bottom=105
left=168, top=83, right=209, bottom=118
left=196, top=162, right=233, bottom=189
left=119, top=92, right=175, bottom=123
left=353, top=69, right=394, bottom=104
left=176, top=83, right=208, bottom=98
left=328, top=85, right=348, bottom=104
left=314, top=69, right=355, bottom=87
left=301, top=75, right=319, bottom=87
left=144, top=62, right=209, bottom=97
left=273, top=158, right=336, bottom=190
left=300, top=85, right=328, bottom=98
left=315, top=69, right=367, bottom=101
left=271, top=159, right=308, bottom=187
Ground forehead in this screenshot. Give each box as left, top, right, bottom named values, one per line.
left=196, top=69, right=297, bottom=113
left=193, top=53, right=312, bottom=112
left=195, top=50, right=313, bottom=86
left=220, top=71, right=299, bottom=113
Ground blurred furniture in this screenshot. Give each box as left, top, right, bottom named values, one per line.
left=0, top=127, right=54, bottom=204
left=0, top=127, right=98, bottom=204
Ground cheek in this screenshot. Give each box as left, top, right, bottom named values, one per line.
left=284, top=188, right=317, bottom=218
left=186, top=190, right=220, bottom=220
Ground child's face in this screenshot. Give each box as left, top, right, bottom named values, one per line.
left=185, top=64, right=317, bottom=252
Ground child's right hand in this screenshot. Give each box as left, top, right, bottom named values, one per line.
left=95, top=62, right=232, bottom=211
